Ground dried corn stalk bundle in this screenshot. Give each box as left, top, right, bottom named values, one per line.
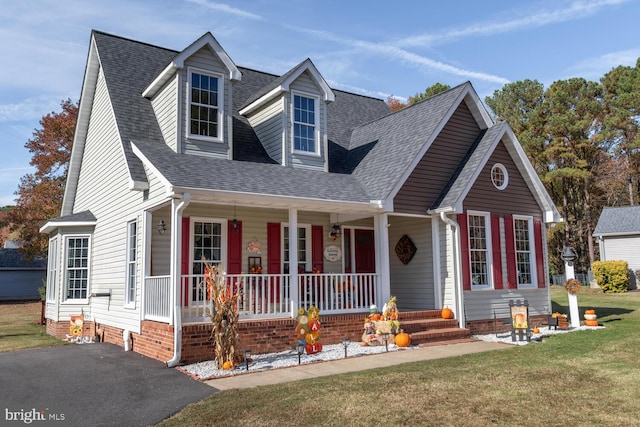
left=200, top=259, right=241, bottom=369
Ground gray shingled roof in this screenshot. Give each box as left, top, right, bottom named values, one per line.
left=132, top=139, right=373, bottom=203
left=0, top=249, right=47, bottom=269
left=350, top=83, right=469, bottom=201
left=47, top=210, right=97, bottom=223
left=594, top=205, right=640, bottom=236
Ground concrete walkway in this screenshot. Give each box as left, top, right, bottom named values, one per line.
left=205, top=340, right=509, bottom=391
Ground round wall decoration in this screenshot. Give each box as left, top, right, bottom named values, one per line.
left=324, top=245, right=342, bottom=262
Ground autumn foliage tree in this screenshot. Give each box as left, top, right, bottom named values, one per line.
left=386, top=83, right=452, bottom=112
left=8, top=99, right=77, bottom=259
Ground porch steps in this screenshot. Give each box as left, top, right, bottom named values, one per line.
left=399, top=310, right=471, bottom=345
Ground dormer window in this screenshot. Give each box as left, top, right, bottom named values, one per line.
left=292, top=92, right=319, bottom=155
left=189, top=68, right=223, bottom=142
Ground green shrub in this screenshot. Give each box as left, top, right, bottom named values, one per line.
left=592, top=260, right=629, bottom=293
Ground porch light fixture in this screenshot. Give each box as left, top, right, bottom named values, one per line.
left=381, top=332, right=390, bottom=352
left=244, top=349, right=251, bottom=371
left=342, top=337, right=350, bottom=358
left=329, top=223, right=342, bottom=240
left=157, top=219, right=167, bottom=235
left=297, top=342, right=305, bottom=365
left=232, top=206, right=239, bottom=231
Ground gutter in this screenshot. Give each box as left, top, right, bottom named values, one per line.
left=166, top=193, right=191, bottom=368
left=437, top=212, right=466, bottom=328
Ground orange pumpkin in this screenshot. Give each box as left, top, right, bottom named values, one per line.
left=395, top=331, right=411, bottom=347
left=222, top=360, right=233, bottom=370
left=532, top=327, right=540, bottom=334
left=441, top=307, right=453, bottom=319
left=370, top=313, right=381, bottom=321
left=585, top=309, right=596, bottom=315
left=584, top=319, right=599, bottom=327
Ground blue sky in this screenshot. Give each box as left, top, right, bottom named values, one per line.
left=1, top=0, right=638, bottom=207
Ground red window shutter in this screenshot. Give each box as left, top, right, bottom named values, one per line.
left=504, top=215, right=517, bottom=289
left=534, top=219, right=546, bottom=288
left=267, top=223, right=281, bottom=274
left=311, top=225, right=324, bottom=273
left=227, top=221, right=242, bottom=274
left=181, top=217, right=190, bottom=305
left=491, top=214, right=503, bottom=289
left=457, top=213, right=471, bottom=291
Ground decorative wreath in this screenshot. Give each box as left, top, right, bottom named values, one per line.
left=564, top=278, right=581, bottom=295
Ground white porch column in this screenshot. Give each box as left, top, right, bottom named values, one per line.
left=431, top=217, right=442, bottom=309
left=288, top=208, right=299, bottom=317
left=374, top=213, right=391, bottom=308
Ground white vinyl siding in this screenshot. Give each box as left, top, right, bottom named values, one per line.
left=46, top=237, right=58, bottom=302
left=244, top=98, right=285, bottom=164
left=125, top=220, right=137, bottom=308
left=463, top=288, right=551, bottom=321
left=64, top=236, right=90, bottom=301
left=150, top=74, right=178, bottom=151
left=601, top=235, right=640, bottom=270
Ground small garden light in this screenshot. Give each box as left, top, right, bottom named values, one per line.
left=381, top=332, right=390, bottom=352
left=244, top=349, right=251, bottom=371
left=342, top=337, right=350, bottom=358
left=297, top=342, right=305, bottom=365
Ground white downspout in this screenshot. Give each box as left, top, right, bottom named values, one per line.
left=166, top=193, right=191, bottom=367
left=439, top=212, right=465, bottom=328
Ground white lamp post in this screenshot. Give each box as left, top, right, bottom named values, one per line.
left=561, top=246, right=580, bottom=328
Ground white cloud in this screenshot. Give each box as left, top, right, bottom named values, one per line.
left=290, top=27, right=509, bottom=85
left=568, top=48, right=640, bottom=80
left=0, top=96, right=66, bottom=123
left=396, top=0, right=631, bottom=47
left=183, top=0, right=263, bottom=20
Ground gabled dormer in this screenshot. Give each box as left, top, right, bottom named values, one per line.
left=239, top=59, right=335, bottom=171
left=143, top=33, right=241, bottom=159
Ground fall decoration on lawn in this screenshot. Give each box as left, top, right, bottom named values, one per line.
left=394, top=330, right=411, bottom=347
left=296, top=306, right=322, bottom=354
left=201, top=259, right=242, bottom=370
left=441, top=306, right=453, bottom=319
left=361, top=296, right=403, bottom=346
left=564, top=278, right=581, bottom=295
left=584, top=309, right=598, bottom=326
left=532, top=327, right=540, bottom=334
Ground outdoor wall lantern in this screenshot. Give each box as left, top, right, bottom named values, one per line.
left=157, top=219, right=167, bottom=235
left=560, top=246, right=577, bottom=266
left=342, top=337, right=350, bottom=358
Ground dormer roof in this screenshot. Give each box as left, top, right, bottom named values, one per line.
left=142, top=32, right=241, bottom=99
left=239, top=58, right=335, bottom=116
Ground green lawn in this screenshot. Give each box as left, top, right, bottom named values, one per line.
left=0, top=301, right=65, bottom=352
left=158, top=287, right=640, bottom=426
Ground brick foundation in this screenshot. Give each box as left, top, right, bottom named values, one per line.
left=465, top=314, right=549, bottom=335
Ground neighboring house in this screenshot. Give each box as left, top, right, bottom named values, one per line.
left=0, top=249, right=47, bottom=301
left=41, top=31, right=561, bottom=365
left=593, top=205, right=640, bottom=288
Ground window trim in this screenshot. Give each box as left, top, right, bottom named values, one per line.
left=467, top=211, right=493, bottom=291
left=291, top=90, right=320, bottom=157
left=513, top=215, right=537, bottom=289
left=491, top=163, right=509, bottom=190
left=124, top=220, right=137, bottom=309
left=282, top=223, right=312, bottom=273
left=62, top=234, right=91, bottom=304
left=187, top=67, right=224, bottom=143
left=46, top=236, right=58, bottom=302
left=189, top=217, right=228, bottom=306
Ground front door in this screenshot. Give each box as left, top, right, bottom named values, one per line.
left=354, top=229, right=376, bottom=273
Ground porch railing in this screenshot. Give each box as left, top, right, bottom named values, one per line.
left=144, top=272, right=378, bottom=323
left=143, top=275, right=171, bottom=322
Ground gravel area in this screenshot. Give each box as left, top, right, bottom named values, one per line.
left=180, top=325, right=605, bottom=380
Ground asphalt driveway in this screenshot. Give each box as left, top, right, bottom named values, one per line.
left=0, top=343, right=216, bottom=426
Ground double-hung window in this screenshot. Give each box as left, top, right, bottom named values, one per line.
left=292, top=93, right=318, bottom=154
left=125, top=221, right=137, bottom=307
left=191, top=219, right=226, bottom=305
left=189, top=69, right=222, bottom=141
left=514, top=216, right=535, bottom=287
left=46, top=237, right=58, bottom=302
left=283, top=225, right=311, bottom=274
left=64, top=236, right=90, bottom=301
left=468, top=213, right=492, bottom=290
